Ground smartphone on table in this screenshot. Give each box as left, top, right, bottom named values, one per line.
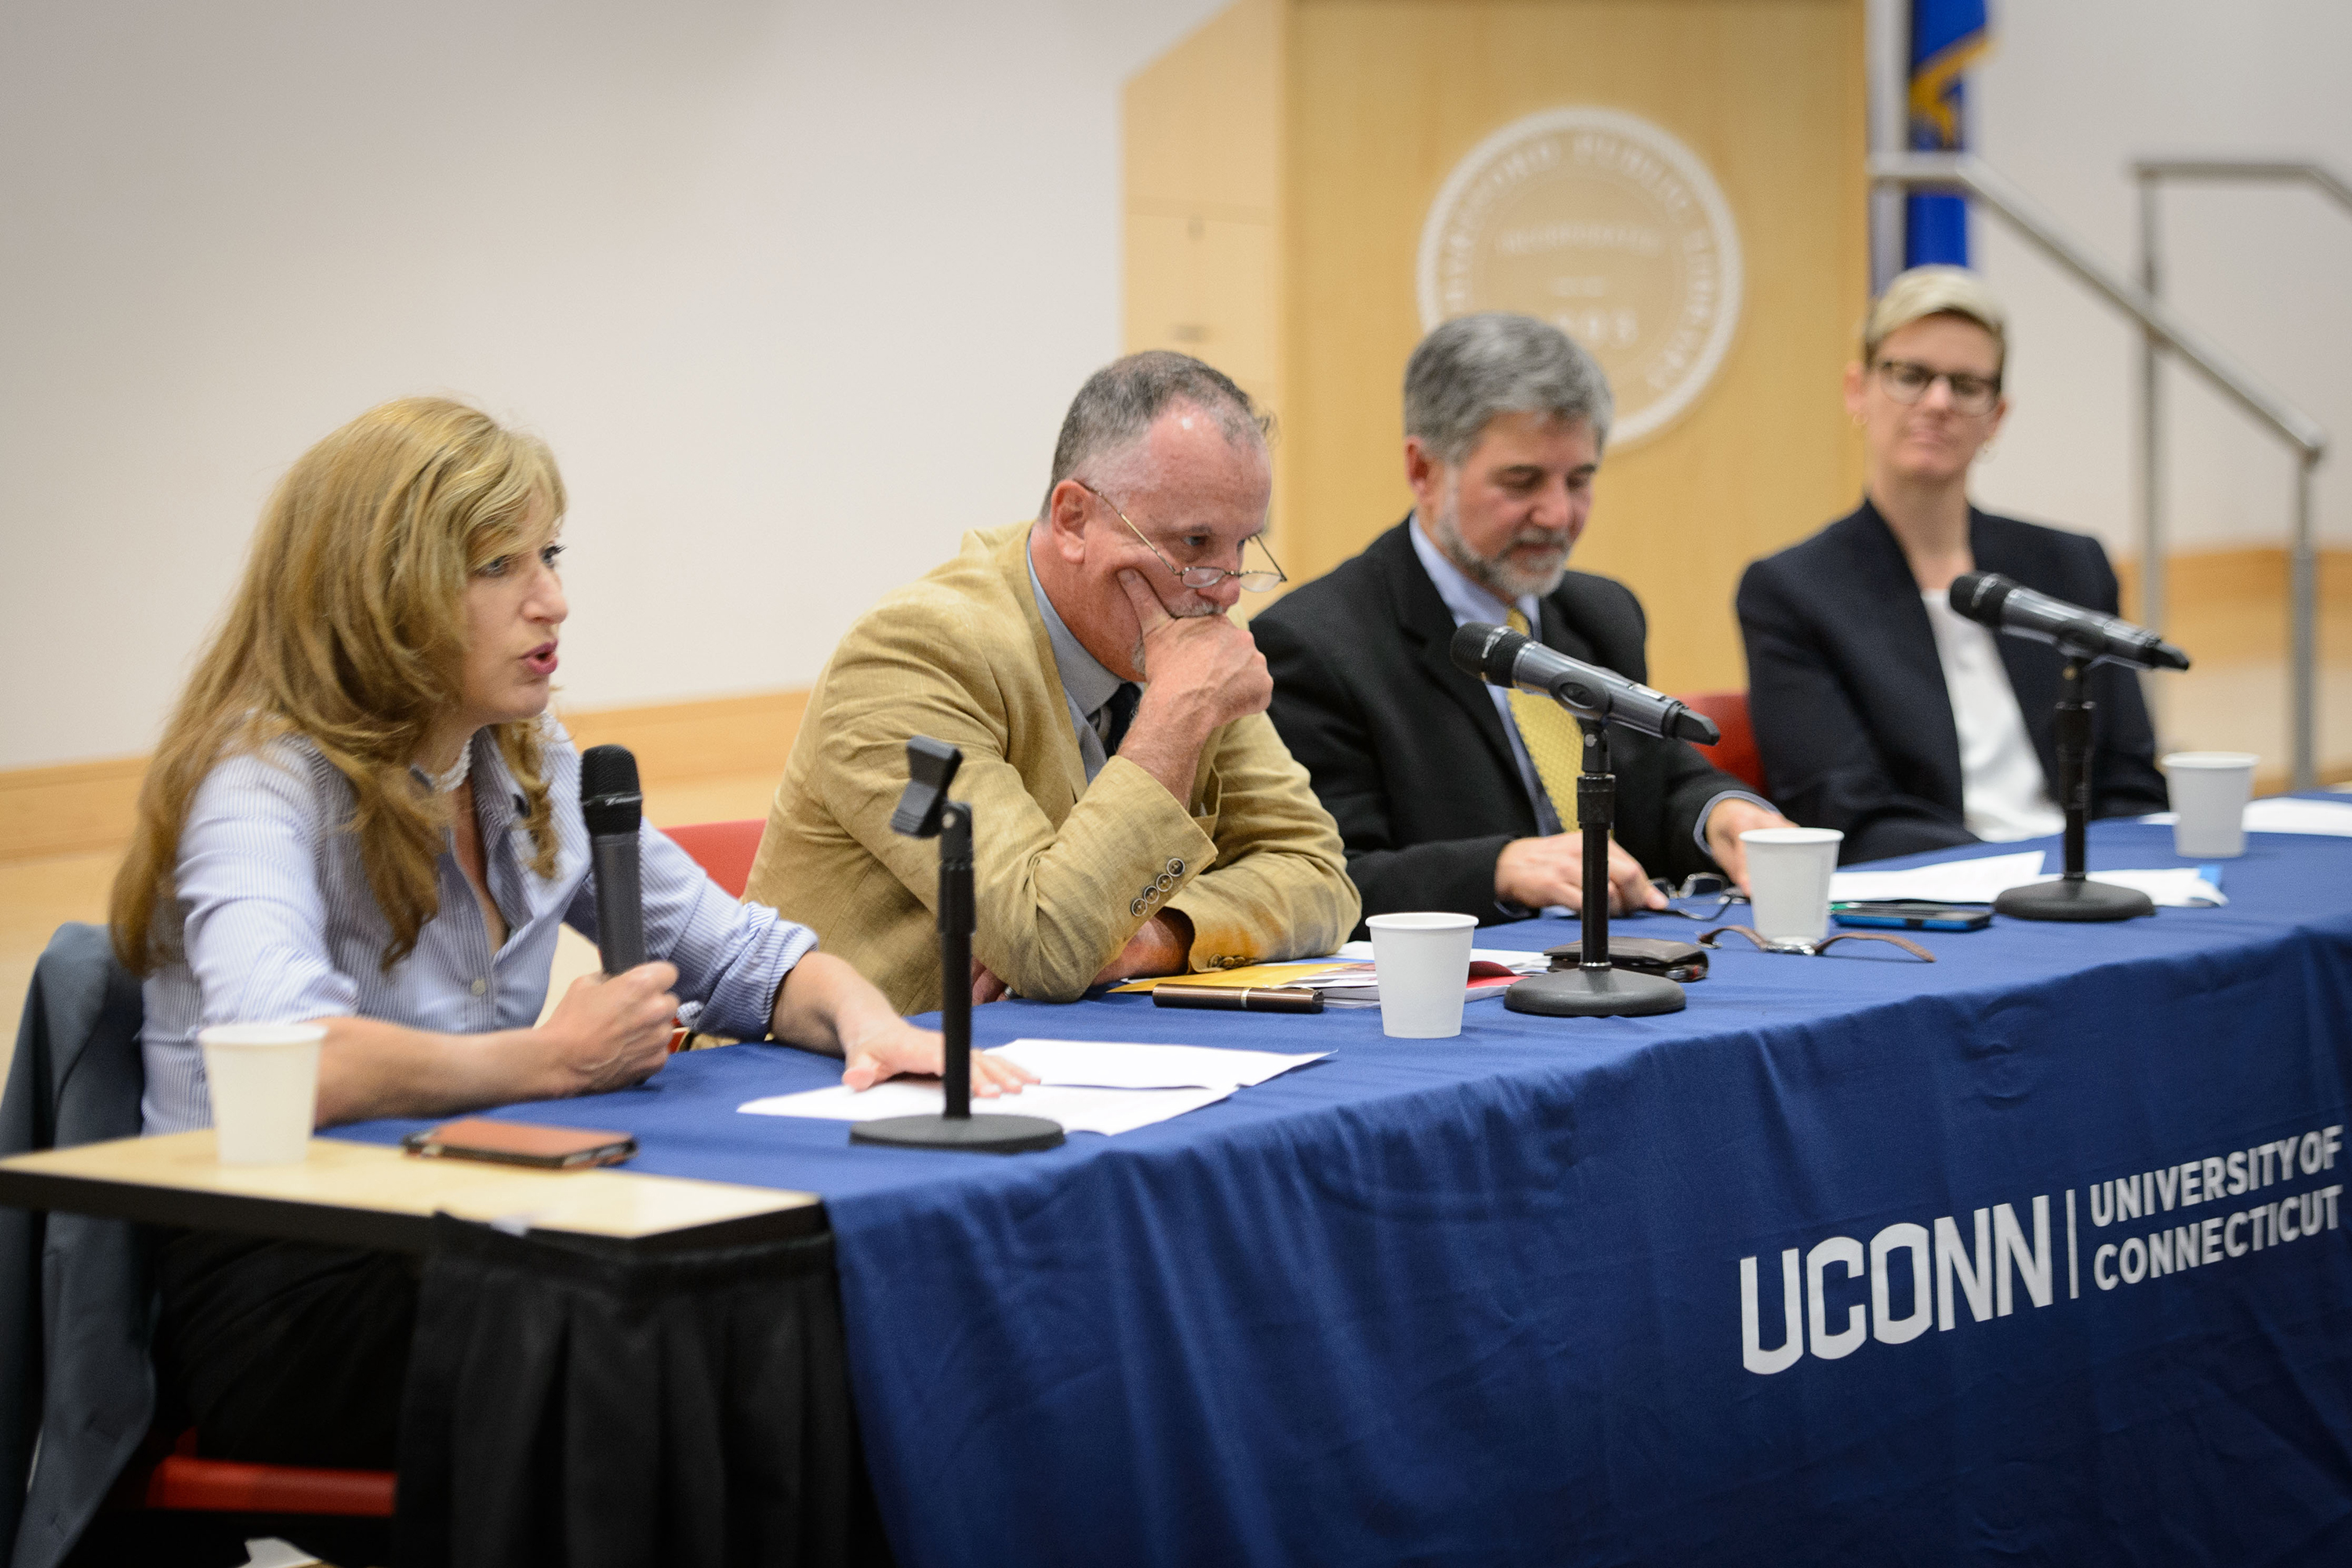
left=1830, top=901, right=1994, bottom=932
left=401, top=1117, right=637, bottom=1169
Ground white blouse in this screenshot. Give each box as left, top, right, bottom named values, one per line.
left=1919, top=592, right=2064, bottom=842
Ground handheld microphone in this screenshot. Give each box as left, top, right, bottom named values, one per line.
left=1449, top=622, right=1720, bottom=744
left=579, top=744, right=646, bottom=975
left=1948, top=572, right=2190, bottom=671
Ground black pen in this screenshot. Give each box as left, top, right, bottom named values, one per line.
left=1152, top=985, right=1325, bottom=1014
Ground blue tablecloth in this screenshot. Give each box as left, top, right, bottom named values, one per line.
left=343, top=820, right=2352, bottom=1565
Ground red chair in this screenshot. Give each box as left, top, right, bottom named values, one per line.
left=1675, top=690, right=1768, bottom=796
left=121, top=1426, right=396, bottom=1516
left=665, top=819, right=766, bottom=898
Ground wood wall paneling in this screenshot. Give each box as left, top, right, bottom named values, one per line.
left=0, top=758, right=151, bottom=863
left=0, top=691, right=811, bottom=866
left=1283, top=0, right=1869, bottom=693
left=1127, top=0, right=1868, bottom=690
left=555, top=691, right=808, bottom=786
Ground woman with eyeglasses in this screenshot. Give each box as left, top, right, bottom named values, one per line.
left=1736, top=267, right=2165, bottom=864
left=109, top=397, right=1030, bottom=1497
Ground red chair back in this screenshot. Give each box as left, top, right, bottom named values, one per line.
left=1675, top=690, right=1768, bottom=796
left=665, top=819, right=766, bottom=899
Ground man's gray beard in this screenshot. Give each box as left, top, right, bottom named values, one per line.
left=1428, top=495, right=1569, bottom=602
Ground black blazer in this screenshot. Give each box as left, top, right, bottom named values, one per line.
left=1252, top=520, right=1751, bottom=927
left=1736, top=499, right=2167, bottom=865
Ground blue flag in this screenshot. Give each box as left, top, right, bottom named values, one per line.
left=1907, top=0, right=1989, bottom=267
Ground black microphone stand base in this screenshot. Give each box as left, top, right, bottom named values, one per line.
left=1505, top=967, right=1686, bottom=1018
left=1992, top=877, right=2154, bottom=923
left=851, top=1112, right=1067, bottom=1154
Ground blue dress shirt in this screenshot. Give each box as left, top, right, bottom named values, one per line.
left=140, top=722, right=817, bottom=1134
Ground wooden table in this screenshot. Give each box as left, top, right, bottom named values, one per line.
left=0, top=1129, right=825, bottom=1254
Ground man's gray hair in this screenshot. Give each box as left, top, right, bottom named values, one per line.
left=1040, top=350, right=1269, bottom=519
left=1403, top=313, right=1614, bottom=463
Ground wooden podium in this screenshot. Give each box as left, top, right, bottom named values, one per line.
left=1125, top=0, right=1867, bottom=694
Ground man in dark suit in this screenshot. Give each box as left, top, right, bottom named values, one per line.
left=1251, top=313, right=1785, bottom=927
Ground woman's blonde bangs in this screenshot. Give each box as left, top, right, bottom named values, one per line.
left=1862, top=265, right=2009, bottom=372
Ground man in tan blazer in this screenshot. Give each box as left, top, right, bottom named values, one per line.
left=746, top=352, right=1359, bottom=1014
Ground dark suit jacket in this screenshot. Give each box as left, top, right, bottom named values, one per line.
left=0, top=924, right=154, bottom=1568
left=1736, top=499, right=2168, bottom=865
left=1252, top=520, right=1751, bottom=927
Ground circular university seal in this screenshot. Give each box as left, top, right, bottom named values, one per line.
left=1417, top=107, right=1744, bottom=448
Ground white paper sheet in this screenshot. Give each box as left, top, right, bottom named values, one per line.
left=1828, top=851, right=2047, bottom=904
left=985, top=1038, right=1326, bottom=1090
left=1295, top=965, right=1379, bottom=989
left=2140, top=798, right=2352, bottom=837
left=1335, top=941, right=1549, bottom=973
left=738, top=1080, right=1235, bottom=1136
left=1829, top=850, right=2222, bottom=908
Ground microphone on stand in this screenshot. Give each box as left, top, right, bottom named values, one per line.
left=1444, top=622, right=1688, bottom=1020
left=1450, top=622, right=1721, bottom=744
left=1944, top=574, right=2191, bottom=924
left=850, top=737, right=1064, bottom=1154
left=1948, top=572, right=2190, bottom=671
left=579, top=744, right=646, bottom=975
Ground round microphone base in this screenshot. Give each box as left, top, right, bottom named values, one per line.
left=849, top=1112, right=1066, bottom=1154
left=1505, top=967, right=1687, bottom=1018
left=1993, top=876, right=2155, bottom=923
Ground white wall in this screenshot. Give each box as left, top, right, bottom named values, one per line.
left=0, top=0, right=1223, bottom=770
left=1966, top=0, right=2352, bottom=561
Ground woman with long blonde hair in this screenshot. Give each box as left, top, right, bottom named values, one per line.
left=114, top=397, right=1028, bottom=1480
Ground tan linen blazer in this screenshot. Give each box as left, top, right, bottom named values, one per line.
left=745, top=521, right=1359, bottom=1014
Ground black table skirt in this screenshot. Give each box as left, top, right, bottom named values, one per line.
left=397, top=1215, right=890, bottom=1568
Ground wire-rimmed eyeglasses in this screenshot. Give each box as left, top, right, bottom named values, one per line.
left=1873, top=358, right=2002, bottom=416
left=1646, top=872, right=1747, bottom=920
left=1073, top=478, right=1287, bottom=593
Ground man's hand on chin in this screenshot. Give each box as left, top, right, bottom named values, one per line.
left=1703, top=800, right=1795, bottom=891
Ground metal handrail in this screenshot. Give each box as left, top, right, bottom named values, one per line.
left=1871, top=151, right=2331, bottom=788
left=2135, top=157, right=2348, bottom=790
left=2133, top=158, right=2352, bottom=212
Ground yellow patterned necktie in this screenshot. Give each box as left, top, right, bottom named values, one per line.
left=1504, top=608, right=1580, bottom=831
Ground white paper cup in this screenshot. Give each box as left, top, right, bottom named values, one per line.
left=1365, top=912, right=1479, bottom=1038
left=199, top=1023, right=324, bottom=1164
left=1740, top=828, right=1846, bottom=944
left=2162, top=752, right=2258, bottom=858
